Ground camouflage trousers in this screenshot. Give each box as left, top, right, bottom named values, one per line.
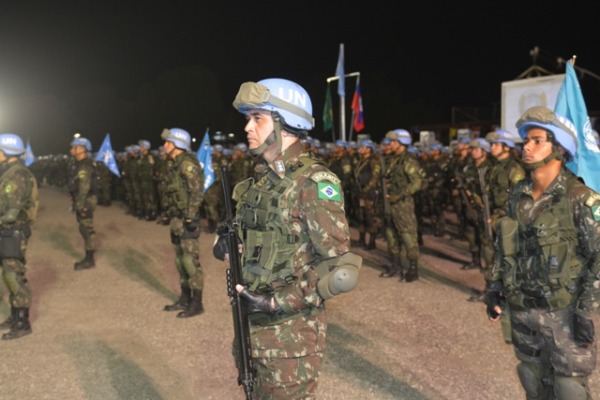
left=510, top=307, right=597, bottom=394
left=76, top=216, right=95, bottom=252
left=1, top=255, right=31, bottom=308
left=386, top=198, right=419, bottom=262
left=170, top=218, right=203, bottom=291
left=252, top=352, right=323, bottom=400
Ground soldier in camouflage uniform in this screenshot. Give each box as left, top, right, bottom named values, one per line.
left=380, top=129, right=423, bottom=282
left=121, top=146, right=138, bottom=215
left=228, top=142, right=255, bottom=188
left=485, top=106, right=600, bottom=400
left=0, top=133, right=38, bottom=340
left=353, top=139, right=382, bottom=249
left=95, top=159, right=112, bottom=206
left=202, top=144, right=227, bottom=232
left=154, top=146, right=171, bottom=224
left=161, top=128, right=205, bottom=318
left=137, top=140, right=158, bottom=221
left=327, top=139, right=354, bottom=224
left=225, top=78, right=362, bottom=398
left=448, top=137, right=472, bottom=240
left=423, top=143, right=450, bottom=237
left=68, top=136, right=98, bottom=271
left=460, top=138, right=494, bottom=273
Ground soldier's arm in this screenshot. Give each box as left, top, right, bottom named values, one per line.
left=0, top=170, right=31, bottom=225
left=181, top=158, right=204, bottom=219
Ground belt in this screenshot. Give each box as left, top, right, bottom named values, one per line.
left=522, top=297, right=550, bottom=309
left=516, top=344, right=542, bottom=358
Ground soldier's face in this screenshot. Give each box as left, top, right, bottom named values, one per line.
left=244, top=109, right=274, bottom=150
left=522, top=128, right=552, bottom=164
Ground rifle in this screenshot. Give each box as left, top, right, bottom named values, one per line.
left=379, top=155, right=392, bottom=228
left=478, top=167, right=494, bottom=243
left=221, top=165, right=255, bottom=399
left=453, top=174, right=476, bottom=221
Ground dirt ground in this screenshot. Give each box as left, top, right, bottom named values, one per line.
left=1, top=185, right=599, bottom=400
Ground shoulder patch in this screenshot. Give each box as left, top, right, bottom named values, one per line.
left=310, top=171, right=341, bottom=185
left=4, top=182, right=16, bottom=194
left=78, top=170, right=87, bottom=179
left=317, top=182, right=342, bottom=202
left=585, top=193, right=600, bottom=221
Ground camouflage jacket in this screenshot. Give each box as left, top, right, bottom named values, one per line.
left=68, top=157, right=97, bottom=210
left=165, top=152, right=203, bottom=220
left=0, top=160, right=36, bottom=226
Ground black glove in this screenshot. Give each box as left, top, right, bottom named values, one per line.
left=484, top=290, right=502, bottom=319
left=212, top=233, right=229, bottom=261
left=184, top=218, right=199, bottom=232
left=238, top=288, right=283, bottom=315
left=573, top=313, right=595, bottom=344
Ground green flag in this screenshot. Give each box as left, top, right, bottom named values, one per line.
left=323, top=84, right=333, bottom=132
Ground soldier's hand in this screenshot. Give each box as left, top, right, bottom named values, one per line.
left=184, top=218, right=199, bottom=232
left=573, top=313, right=595, bottom=345
left=77, top=207, right=91, bottom=219
left=484, top=291, right=502, bottom=321
left=236, top=285, right=283, bottom=315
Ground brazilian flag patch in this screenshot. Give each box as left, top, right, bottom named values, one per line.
left=592, top=204, right=600, bottom=221
left=317, top=182, right=341, bottom=202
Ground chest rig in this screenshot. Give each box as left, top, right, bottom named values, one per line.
left=233, top=156, right=317, bottom=293
left=499, top=176, right=585, bottom=310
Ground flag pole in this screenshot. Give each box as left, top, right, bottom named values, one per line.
left=326, top=71, right=360, bottom=141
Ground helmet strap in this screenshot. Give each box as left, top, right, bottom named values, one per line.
left=523, top=146, right=562, bottom=171
left=248, top=112, right=284, bottom=158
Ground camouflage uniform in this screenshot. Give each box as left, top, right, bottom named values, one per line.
left=229, top=145, right=255, bottom=188
left=327, top=141, right=354, bottom=225
left=423, top=146, right=450, bottom=237
left=163, top=149, right=204, bottom=316
left=382, top=143, right=423, bottom=281
left=448, top=139, right=471, bottom=240
left=488, top=169, right=600, bottom=399
left=68, top=153, right=98, bottom=268
left=154, top=147, right=171, bottom=221
left=95, top=161, right=112, bottom=206
left=202, top=147, right=228, bottom=232
left=233, top=140, right=359, bottom=399
left=138, top=143, right=158, bottom=220
left=0, top=157, right=37, bottom=339
left=353, top=141, right=381, bottom=249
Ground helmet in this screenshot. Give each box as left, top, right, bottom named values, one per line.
left=234, top=142, right=248, bottom=152
left=386, top=129, right=412, bottom=145
left=469, top=138, right=490, bottom=153
left=0, top=133, right=25, bottom=156
left=71, top=137, right=92, bottom=151
left=516, top=106, right=577, bottom=159
left=138, top=139, right=151, bottom=149
left=232, top=78, right=314, bottom=131
left=407, top=146, right=420, bottom=155
left=334, top=139, right=349, bottom=149
left=161, top=128, right=191, bottom=151
left=359, top=139, right=375, bottom=149
left=213, top=144, right=224, bottom=153
left=430, top=143, right=442, bottom=151
left=380, top=137, right=392, bottom=146
left=485, top=129, right=515, bottom=148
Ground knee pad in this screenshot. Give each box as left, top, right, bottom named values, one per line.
left=553, top=376, right=588, bottom=400
left=517, top=362, right=551, bottom=400
left=316, top=252, right=362, bottom=300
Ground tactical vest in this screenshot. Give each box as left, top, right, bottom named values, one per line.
left=498, top=175, right=585, bottom=311
left=165, top=153, right=198, bottom=216
left=233, top=156, right=317, bottom=293
left=1, top=163, right=38, bottom=224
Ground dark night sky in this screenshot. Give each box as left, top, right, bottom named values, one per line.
left=1, top=1, right=599, bottom=155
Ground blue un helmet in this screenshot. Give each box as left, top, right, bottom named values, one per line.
left=385, top=129, right=412, bottom=146
left=516, top=106, right=577, bottom=159
left=359, top=139, right=375, bottom=150
left=71, top=137, right=92, bottom=152
left=0, top=133, right=25, bottom=156
left=161, top=128, right=191, bottom=151
left=485, top=129, right=515, bottom=148
left=138, top=139, right=151, bottom=150
left=469, top=137, right=491, bottom=153
left=335, top=139, right=349, bottom=149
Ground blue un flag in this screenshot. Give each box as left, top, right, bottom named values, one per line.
left=96, top=133, right=121, bottom=177
left=196, top=130, right=215, bottom=193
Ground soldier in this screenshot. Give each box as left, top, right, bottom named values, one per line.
left=223, top=78, right=362, bottom=398
left=353, top=139, right=382, bottom=249
left=485, top=106, right=600, bottom=400
left=448, top=137, right=472, bottom=240
left=485, top=129, right=526, bottom=228
left=138, top=140, right=158, bottom=221
left=202, top=144, right=227, bottom=232
left=328, top=139, right=354, bottom=222
left=228, top=142, right=255, bottom=187
left=423, top=143, right=450, bottom=237
left=95, top=159, right=112, bottom=206
left=68, top=136, right=98, bottom=270
left=460, top=138, right=494, bottom=273
left=380, top=129, right=423, bottom=282
left=161, top=128, right=205, bottom=318
left=0, top=133, right=38, bottom=340
left=154, top=145, right=171, bottom=224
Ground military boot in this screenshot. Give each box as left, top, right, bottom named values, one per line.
left=366, top=234, right=377, bottom=250
left=0, top=307, right=17, bottom=329
left=461, top=251, right=481, bottom=270
left=358, top=232, right=366, bottom=248
left=404, top=261, right=419, bottom=282
left=380, top=257, right=403, bottom=278
left=177, top=289, right=204, bottom=318
left=74, top=251, right=95, bottom=270
left=164, top=285, right=192, bottom=312
left=2, top=308, right=32, bottom=340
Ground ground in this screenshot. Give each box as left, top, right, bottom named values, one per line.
left=0, top=185, right=598, bottom=399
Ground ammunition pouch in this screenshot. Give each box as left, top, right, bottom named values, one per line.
left=0, top=227, right=24, bottom=260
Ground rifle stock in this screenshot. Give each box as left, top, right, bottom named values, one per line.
left=221, top=165, right=254, bottom=399
left=477, top=167, right=494, bottom=242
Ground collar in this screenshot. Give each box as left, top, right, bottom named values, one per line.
left=266, top=140, right=304, bottom=178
